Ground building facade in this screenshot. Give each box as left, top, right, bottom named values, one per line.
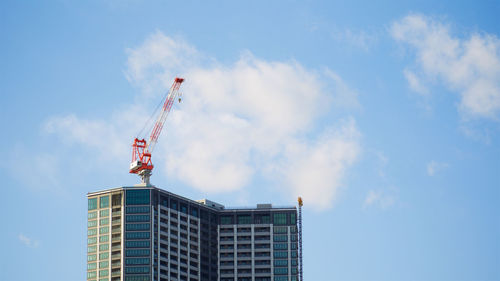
left=87, top=185, right=298, bottom=281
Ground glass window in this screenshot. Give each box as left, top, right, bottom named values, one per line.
left=99, top=235, right=109, bottom=243
left=290, top=226, right=297, bottom=233
left=290, top=213, right=296, bottom=224
left=99, top=261, right=109, bottom=268
left=88, top=237, right=97, bottom=244
left=160, top=195, right=168, bottom=207
left=100, top=218, right=109, bottom=225
left=180, top=203, right=188, bottom=214
left=126, top=249, right=150, bottom=257
left=273, top=213, right=287, bottom=225
left=99, top=252, right=109, bottom=260
left=112, top=193, right=122, bottom=206
left=255, top=214, right=270, bottom=224
left=126, top=206, right=150, bottom=214
left=88, top=245, right=97, bottom=253
left=88, top=220, right=97, bottom=228
left=88, top=211, right=97, bottom=219
left=88, top=254, right=97, bottom=261
left=274, top=259, right=288, bottom=267
left=190, top=207, right=198, bottom=218
left=237, top=215, right=251, bottom=224
left=220, top=215, right=232, bottom=225
left=88, top=198, right=98, bottom=210
left=99, top=269, right=109, bottom=277
left=126, top=223, right=150, bottom=231
left=274, top=267, right=288, bottom=275
left=126, top=189, right=150, bottom=205
left=100, top=209, right=109, bottom=217
left=273, top=243, right=288, bottom=250
left=291, top=243, right=297, bottom=250
left=99, top=244, right=109, bottom=251
left=126, top=232, right=150, bottom=239
left=170, top=199, right=178, bottom=211
left=126, top=215, right=150, bottom=222
left=87, top=271, right=97, bottom=279
left=88, top=229, right=97, bottom=236
left=100, top=226, right=109, bottom=234
left=125, top=240, right=150, bottom=248
left=100, top=196, right=109, bottom=208
left=125, top=267, right=150, bottom=274
left=291, top=251, right=298, bottom=258
left=273, top=235, right=287, bottom=242
left=274, top=276, right=288, bottom=281
left=273, top=251, right=287, bottom=258
left=87, top=262, right=97, bottom=270
left=273, top=226, right=287, bottom=233
left=125, top=276, right=151, bottom=281
left=126, top=258, right=150, bottom=265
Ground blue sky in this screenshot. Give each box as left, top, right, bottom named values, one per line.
left=1, top=1, right=499, bottom=280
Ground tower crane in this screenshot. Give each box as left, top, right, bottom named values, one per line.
left=298, top=196, right=303, bottom=281
left=129, top=77, right=184, bottom=185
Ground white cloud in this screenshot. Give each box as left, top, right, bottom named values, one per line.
left=45, top=31, right=361, bottom=210
left=427, top=160, right=449, bottom=176
left=18, top=233, right=39, bottom=248
left=363, top=189, right=395, bottom=209
left=331, top=28, right=378, bottom=51
left=391, top=14, right=500, bottom=119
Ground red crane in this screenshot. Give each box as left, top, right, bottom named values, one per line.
left=129, top=77, right=184, bottom=185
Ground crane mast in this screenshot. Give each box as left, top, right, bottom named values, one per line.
left=129, top=77, right=184, bottom=185
left=298, top=197, right=304, bottom=281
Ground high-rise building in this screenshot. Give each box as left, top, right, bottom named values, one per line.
left=86, top=185, right=299, bottom=281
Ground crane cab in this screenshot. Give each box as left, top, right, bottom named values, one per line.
left=130, top=160, right=143, bottom=172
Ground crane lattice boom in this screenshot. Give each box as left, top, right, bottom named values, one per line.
left=129, top=77, right=184, bottom=185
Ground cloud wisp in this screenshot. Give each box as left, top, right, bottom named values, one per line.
left=427, top=160, right=449, bottom=176
left=363, top=189, right=395, bottom=209
left=45, top=31, right=361, bottom=210
left=391, top=14, right=500, bottom=120
left=18, top=233, right=39, bottom=248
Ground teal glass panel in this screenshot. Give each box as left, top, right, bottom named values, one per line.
left=100, top=218, right=109, bottom=225
left=99, top=235, right=109, bottom=243
left=273, top=251, right=287, bottom=258
left=88, top=262, right=97, bottom=270
left=291, top=213, right=296, bottom=224
left=126, top=232, right=150, bottom=239
left=126, top=223, right=150, bottom=231
left=87, top=271, right=97, bottom=279
left=88, top=220, right=97, bottom=228
left=125, top=258, right=150, bottom=265
left=273, top=213, right=287, bottom=225
left=125, top=240, right=150, bottom=248
left=274, top=259, right=288, bottom=266
left=273, top=226, right=287, bottom=233
left=125, top=249, right=150, bottom=257
left=88, top=245, right=97, bottom=253
left=99, top=261, right=109, bottom=268
left=274, top=276, right=288, bottom=281
left=88, top=229, right=97, bottom=236
left=237, top=215, right=251, bottom=224
left=99, top=269, right=109, bottom=277
left=126, top=189, right=150, bottom=205
left=88, top=198, right=97, bottom=210
left=273, top=235, right=287, bottom=242
left=88, top=237, right=97, bottom=244
left=100, top=226, right=109, bottom=234
left=126, top=215, right=150, bottom=222
left=126, top=206, right=149, bottom=214
left=88, top=254, right=97, bottom=261
left=100, top=209, right=109, bottom=217
left=220, top=215, right=232, bottom=224
left=99, top=244, right=109, bottom=251
left=88, top=211, right=97, bottom=219
left=100, top=196, right=109, bottom=208
left=125, top=276, right=151, bottom=281
left=125, top=267, right=149, bottom=274
left=291, top=250, right=298, bottom=258
left=99, top=252, right=109, bottom=260
left=274, top=267, right=288, bottom=275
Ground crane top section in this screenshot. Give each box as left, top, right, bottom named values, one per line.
left=298, top=197, right=303, bottom=207
left=129, top=77, right=184, bottom=185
